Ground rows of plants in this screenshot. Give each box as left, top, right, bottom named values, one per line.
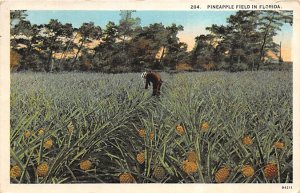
left=10, top=71, right=292, bottom=183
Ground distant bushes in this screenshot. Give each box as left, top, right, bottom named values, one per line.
left=10, top=10, right=292, bottom=73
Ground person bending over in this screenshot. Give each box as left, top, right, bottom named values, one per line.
left=141, top=71, right=163, bottom=96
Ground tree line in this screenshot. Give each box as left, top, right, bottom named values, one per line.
left=10, top=10, right=292, bottom=73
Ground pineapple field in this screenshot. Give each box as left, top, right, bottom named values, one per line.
left=10, top=71, right=293, bottom=183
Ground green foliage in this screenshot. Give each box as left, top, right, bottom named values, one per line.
left=202, top=11, right=293, bottom=71
left=119, top=10, right=141, bottom=41
left=10, top=10, right=28, bottom=26
left=10, top=10, right=292, bottom=72
left=10, top=71, right=292, bottom=183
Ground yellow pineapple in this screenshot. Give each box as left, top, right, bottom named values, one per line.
left=215, top=166, right=230, bottom=183
left=24, top=130, right=31, bottom=138
left=138, top=129, right=146, bottom=138
left=37, top=162, right=49, bottom=177
left=136, top=152, right=145, bottom=164
left=241, top=165, right=255, bottom=177
left=186, top=151, right=197, bottom=163
left=37, top=128, right=45, bottom=136
left=119, top=172, right=135, bottom=183
left=43, top=139, right=53, bottom=150
left=200, top=122, right=209, bottom=132
left=153, top=166, right=166, bottom=180
left=176, top=124, right=185, bottom=135
left=80, top=160, right=92, bottom=170
left=182, top=160, right=197, bottom=175
left=10, top=165, right=22, bottom=178
left=242, top=135, right=253, bottom=145
left=150, top=132, right=155, bottom=140
left=264, top=163, right=278, bottom=179
left=274, top=141, right=284, bottom=149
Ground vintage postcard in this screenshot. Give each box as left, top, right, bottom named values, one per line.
left=0, top=0, right=299, bottom=192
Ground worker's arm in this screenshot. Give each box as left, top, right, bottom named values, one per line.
left=145, top=78, right=150, bottom=89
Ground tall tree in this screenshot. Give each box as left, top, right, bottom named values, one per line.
left=163, top=24, right=187, bottom=69
left=204, top=11, right=291, bottom=71
left=255, top=11, right=292, bottom=70
left=226, top=11, right=260, bottom=71
left=11, top=21, right=44, bottom=70
left=10, top=12, right=49, bottom=71
left=118, top=10, right=141, bottom=67
left=10, top=10, right=27, bottom=26
left=102, top=21, right=119, bottom=46
left=191, top=34, right=215, bottom=70
left=118, top=10, right=141, bottom=51
left=56, top=23, right=77, bottom=70
left=71, top=22, right=102, bottom=67
left=37, top=19, right=74, bottom=71
left=129, top=23, right=167, bottom=69
left=92, top=22, right=119, bottom=72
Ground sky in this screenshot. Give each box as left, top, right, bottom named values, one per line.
left=26, top=10, right=293, bottom=61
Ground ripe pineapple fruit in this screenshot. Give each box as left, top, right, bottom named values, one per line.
left=242, top=135, right=253, bottom=145
left=186, top=151, right=197, bottom=163
left=215, top=166, right=230, bottom=183
left=241, top=165, right=255, bottom=177
left=264, top=163, right=278, bottom=180
left=119, top=172, right=135, bottom=183
left=37, top=162, right=49, bottom=177
left=182, top=160, right=197, bottom=175
left=153, top=166, right=166, bottom=180
left=80, top=160, right=92, bottom=170
left=136, top=152, right=145, bottom=164
left=176, top=124, right=185, bottom=135
left=10, top=165, right=22, bottom=178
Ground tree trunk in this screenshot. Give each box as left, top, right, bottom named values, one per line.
left=24, top=39, right=33, bottom=66
left=159, top=46, right=165, bottom=66
left=257, top=13, right=275, bottom=70
left=50, top=58, right=54, bottom=72
left=229, top=46, right=234, bottom=71
left=59, top=32, right=79, bottom=67
left=46, top=36, right=58, bottom=72
left=47, top=49, right=53, bottom=72
left=257, top=37, right=267, bottom=70
left=279, top=41, right=283, bottom=65
left=71, top=39, right=85, bottom=67
left=91, top=34, right=103, bottom=59
left=256, top=61, right=260, bottom=71
left=122, top=35, right=126, bottom=52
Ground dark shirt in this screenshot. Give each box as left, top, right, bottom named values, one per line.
left=145, top=72, right=162, bottom=89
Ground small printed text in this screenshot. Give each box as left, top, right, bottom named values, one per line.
left=282, top=185, right=292, bottom=189
left=191, top=4, right=282, bottom=10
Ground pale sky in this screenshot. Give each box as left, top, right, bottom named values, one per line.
left=26, top=10, right=293, bottom=61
